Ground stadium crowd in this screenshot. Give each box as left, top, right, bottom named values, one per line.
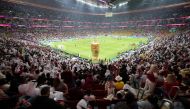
left=0, top=1, right=190, bottom=109
left=1, top=28, right=190, bottom=109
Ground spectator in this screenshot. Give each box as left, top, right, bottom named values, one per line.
left=67, top=80, right=84, bottom=100
left=143, top=73, right=156, bottom=96
left=114, top=75, right=125, bottom=91
left=76, top=90, right=95, bottom=109
left=163, top=74, right=179, bottom=97
left=83, top=74, right=94, bottom=90
left=114, top=92, right=138, bottom=109
left=105, top=75, right=115, bottom=100
left=53, top=78, right=68, bottom=94
left=30, top=86, right=63, bottom=109
left=138, top=95, right=159, bottom=109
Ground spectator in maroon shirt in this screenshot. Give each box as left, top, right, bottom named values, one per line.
left=67, top=80, right=84, bottom=100
left=83, top=74, right=94, bottom=90
left=163, top=74, right=179, bottom=97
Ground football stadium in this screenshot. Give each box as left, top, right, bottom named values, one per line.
left=47, top=36, right=148, bottom=60
left=0, top=0, right=190, bottom=109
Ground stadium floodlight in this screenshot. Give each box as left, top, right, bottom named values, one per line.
left=76, top=0, right=109, bottom=8
left=119, top=1, right=128, bottom=7
left=112, top=6, right=116, bottom=9
left=119, top=3, right=122, bottom=7
left=98, top=0, right=107, bottom=4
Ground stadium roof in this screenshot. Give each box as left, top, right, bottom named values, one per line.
left=3, top=0, right=190, bottom=14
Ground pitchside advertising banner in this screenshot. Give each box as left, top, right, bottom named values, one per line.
left=105, top=12, right=113, bottom=17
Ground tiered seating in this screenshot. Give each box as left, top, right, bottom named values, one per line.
left=64, top=84, right=107, bottom=109
left=64, top=100, right=79, bottom=109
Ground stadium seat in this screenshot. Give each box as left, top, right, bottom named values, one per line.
left=91, top=90, right=107, bottom=99
left=89, top=99, right=112, bottom=109
left=92, top=84, right=105, bottom=90
left=64, top=100, right=79, bottom=109
left=167, top=86, right=180, bottom=101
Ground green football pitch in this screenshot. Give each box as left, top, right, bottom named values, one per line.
left=48, top=36, right=148, bottom=60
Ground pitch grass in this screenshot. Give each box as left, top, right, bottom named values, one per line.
left=49, top=36, right=148, bottom=60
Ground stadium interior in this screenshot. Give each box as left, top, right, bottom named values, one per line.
left=0, top=0, right=190, bottom=109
